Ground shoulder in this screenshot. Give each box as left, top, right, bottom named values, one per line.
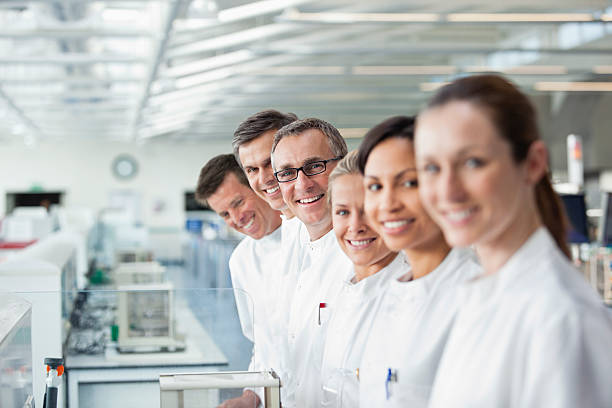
left=229, top=236, right=256, bottom=267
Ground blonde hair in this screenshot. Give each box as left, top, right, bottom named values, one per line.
left=328, top=150, right=360, bottom=205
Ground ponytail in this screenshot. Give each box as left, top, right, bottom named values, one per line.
left=535, top=176, right=571, bottom=258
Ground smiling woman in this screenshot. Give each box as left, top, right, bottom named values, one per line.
left=356, top=115, right=481, bottom=408
left=415, top=74, right=612, bottom=408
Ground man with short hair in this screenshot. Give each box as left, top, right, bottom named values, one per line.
left=232, top=109, right=297, bottom=218
left=271, top=118, right=352, bottom=408
left=195, top=154, right=282, bottom=408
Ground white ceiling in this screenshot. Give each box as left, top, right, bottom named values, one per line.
left=0, top=0, right=611, bottom=145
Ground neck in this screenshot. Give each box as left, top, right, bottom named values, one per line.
left=402, top=237, right=451, bottom=280
left=306, top=220, right=332, bottom=241
left=476, top=208, right=541, bottom=275
left=269, top=213, right=283, bottom=234
left=353, top=252, right=397, bottom=282
left=281, top=208, right=295, bottom=219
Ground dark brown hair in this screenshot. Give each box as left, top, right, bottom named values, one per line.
left=195, top=154, right=250, bottom=206
left=232, top=110, right=298, bottom=164
left=427, top=74, right=570, bottom=258
left=357, top=116, right=415, bottom=174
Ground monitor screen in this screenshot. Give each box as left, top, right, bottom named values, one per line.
left=601, top=192, right=612, bottom=246
left=184, top=191, right=211, bottom=212
left=560, top=193, right=590, bottom=243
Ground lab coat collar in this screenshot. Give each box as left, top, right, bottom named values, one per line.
left=389, top=248, right=469, bottom=300
left=467, top=226, right=552, bottom=301
left=298, top=223, right=335, bottom=252
left=344, top=252, right=407, bottom=301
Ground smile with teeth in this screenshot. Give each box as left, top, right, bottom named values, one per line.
left=242, top=216, right=255, bottom=230
left=347, top=238, right=375, bottom=248
left=445, top=207, right=477, bottom=223
left=297, top=194, right=324, bottom=204
left=383, top=219, right=412, bottom=229
left=264, top=186, right=280, bottom=195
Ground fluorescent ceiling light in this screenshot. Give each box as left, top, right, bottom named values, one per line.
left=446, top=13, right=594, bottom=22
left=353, top=65, right=456, bottom=75
left=593, top=65, right=612, bottom=74
left=218, top=0, right=316, bottom=23
left=534, top=82, right=612, bottom=91
left=420, top=82, right=449, bottom=92
left=339, top=128, right=369, bottom=139
left=601, top=14, right=612, bottom=21
left=252, top=66, right=345, bottom=75
left=284, top=10, right=439, bottom=23
left=167, top=23, right=296, bottom=59
left=465, top=65, right=567, bottom=75
left=164, top=50, right=253, bottom=77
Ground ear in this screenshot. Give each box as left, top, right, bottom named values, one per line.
left=524, top=140, right=549, bottom=185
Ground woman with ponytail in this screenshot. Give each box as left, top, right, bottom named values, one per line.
left=414, top=74, right=612, bottom=407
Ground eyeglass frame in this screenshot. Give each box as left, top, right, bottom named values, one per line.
left=274, top=156, right=343, bottom=183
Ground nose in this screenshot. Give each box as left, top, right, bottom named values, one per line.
left=229, top=208, right=243, bottom=227
left=259, top=169, right=275, bottom=188
left=348, top=211, right=367, bottom=234
left=294, top=169, right=315, bottom=192
left=440, top=167, right=467, bottom=203
left=378, top=186, right=402, bottom=213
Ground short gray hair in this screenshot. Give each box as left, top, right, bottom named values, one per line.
left=232, top=110, right=298, bottom=164
left=328, top=150, right=360, bottom=205
left=271, top=117, right=348, bottom=158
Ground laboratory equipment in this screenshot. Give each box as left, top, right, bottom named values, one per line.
left=159, top=371, right=280, bottom=408
left=42, top=358, right=64, bottom=408
left=115, top=248, right=154, bottom=264
left=0, top=295, right=33, bottom=408
left=117, top=283, right=185, bottom=352
left=599, top=192, right=612, bottom=247
left=114, top=261, right=166, bottom=285
left=559, top=193, right=590, bottom=243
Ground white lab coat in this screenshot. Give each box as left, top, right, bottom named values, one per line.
left=359, top=248, right=482, bottom=408
left=320, top=252, right=408, bottom=408
left=281, top=226, right=354, bottom=408
left=228, top=216, right=302, bottom=405
left=428, top=227, right=612, bottom=408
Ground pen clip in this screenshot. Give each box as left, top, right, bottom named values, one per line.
left=318, top=302, right=326, bottom=326
left=385, top=368, right=397, bottom=400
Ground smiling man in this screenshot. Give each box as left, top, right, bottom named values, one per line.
left=195, top=154, right=283, bottom=408
left=233, top=110, right=297, bottom=218
left=271, top=118, right=352, bottom=408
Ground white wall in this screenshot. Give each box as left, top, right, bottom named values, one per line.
left=0, top=139, right=230, bottom=227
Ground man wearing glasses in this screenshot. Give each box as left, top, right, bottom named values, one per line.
left=271, top=118, right=352, bottom=408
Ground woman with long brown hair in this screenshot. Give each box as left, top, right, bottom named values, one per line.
left=415, top=74, right=612, bottom=407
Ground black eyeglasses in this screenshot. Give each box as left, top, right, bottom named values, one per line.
left=274, top=156, right=343, bottom=183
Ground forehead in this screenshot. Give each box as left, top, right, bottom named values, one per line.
left=331, top=174, right=364, bottom=203
left=416, top=101, right=502, bottom=156
left=238, top=129, right=276, bottom=165
left=364, top=137, right=416, bottom=175
left=206, top=172, right=253, bottom=212
left=272, top=129, right=333, bottom=168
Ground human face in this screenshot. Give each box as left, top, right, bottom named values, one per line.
left=415, top=101, right=533, bottom=248
left=206, top=172, right=281, bottom=239
left=332, top=174, right=392, bottom=267
left=363, top=137, right=443, bottom=252
left=272, top=129, right=338, bottom=239
left=238, top=129, right=287, bottom=211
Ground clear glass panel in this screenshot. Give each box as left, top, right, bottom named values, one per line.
left=5, top=288, right=256, bottom=408
left=0, top=295, right=34, bottom=408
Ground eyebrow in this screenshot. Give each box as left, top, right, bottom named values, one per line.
left=276, top=156, right=325, bottom=170
left=229, top=195, right=243, bottom=208
left=364, top=167, right=417, bottom=180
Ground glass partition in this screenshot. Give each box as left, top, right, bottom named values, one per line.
left=0, top=294, right=33, bottom=408
left=11, top=288, right=256, bottom=408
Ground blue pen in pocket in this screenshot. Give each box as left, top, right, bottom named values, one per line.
left=385, top=368, right=398, bottom=400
